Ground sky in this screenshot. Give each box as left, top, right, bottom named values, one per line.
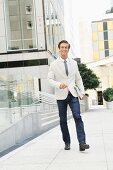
left=64, top=0, right=111, bottom=58
left=64, top=0, right=111, bottom=23
left=70, top=0, right=110, bottom=19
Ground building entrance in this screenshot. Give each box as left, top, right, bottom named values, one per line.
left=97, top=91, right=103, bottom=105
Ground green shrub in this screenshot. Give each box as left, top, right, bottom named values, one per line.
left=102, top=88, right=113, bottom=102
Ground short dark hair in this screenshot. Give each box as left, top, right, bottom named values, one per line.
left=58, top=40, right=70, bottom=49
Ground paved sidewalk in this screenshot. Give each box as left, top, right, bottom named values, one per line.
left=0, top=106, right=113, bottom=170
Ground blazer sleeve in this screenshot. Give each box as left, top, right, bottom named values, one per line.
left=47, top=63, right=61, bottom=89
left=75, top=62, right=85, bottom=95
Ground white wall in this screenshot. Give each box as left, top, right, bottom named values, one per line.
left=79, top=20, right=93, bottom=63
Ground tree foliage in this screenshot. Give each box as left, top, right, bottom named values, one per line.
left=78, top=63, right=100, bottom=91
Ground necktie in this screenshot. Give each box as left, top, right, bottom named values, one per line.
left=64, top=60, right=68, bottom=76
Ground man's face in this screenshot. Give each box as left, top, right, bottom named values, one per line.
left=59, top=43, right=69, bottom=59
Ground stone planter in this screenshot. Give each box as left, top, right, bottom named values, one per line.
left=80, top=95, right=89, bottom=113
left=106, top=101, right=113, bottom=109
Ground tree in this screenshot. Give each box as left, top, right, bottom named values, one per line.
left=78, top=63, right=100, bottom=91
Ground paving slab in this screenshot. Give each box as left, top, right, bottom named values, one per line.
left=0, top=105, right=113, bottom=170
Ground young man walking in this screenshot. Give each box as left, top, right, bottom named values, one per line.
left=47, top=40, right=90, bottom=151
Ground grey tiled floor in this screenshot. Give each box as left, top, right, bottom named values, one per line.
left=0, top=105, right=113, bottom=170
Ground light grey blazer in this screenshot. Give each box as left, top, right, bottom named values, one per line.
left=47, top=57, right=85, bottom=100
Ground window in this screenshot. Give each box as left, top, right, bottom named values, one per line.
left=92, top=23, right=97, bottom=32
left=107, top=21, right=113, bottom=30
left=44, top=0, right=64, bottom=55
left=27, top=21, right=32, bottom=29
left=104, top=31, right=108, bottom=40
left=99, top=51, right=105, bottom=59
left=25, top=6, right=32, bottom=14
left=92, top=32, right=98, bottom=41
left=108, top=40, right=113, bottom=49
left=109, top=49, right=113, bottom=55
left=105, top=50, right=109, bottom=57
left=98, top=32, right=104, bottom=40
left=38, top=79, right=41, bottom=91
left=5, top=0, right=37, bottom=51
left=104, top=41, right=109, bottom=49
left=93, top=42, right=98, bottom=51
left=103, top=22, right=107, bottom=31
left=108, top=30, right=113, bottom=40
left=99, top=41, right=104, bottom=50
left=0, top=59, right=48, bottom=69
left=97, top=22, right=103, bottom=32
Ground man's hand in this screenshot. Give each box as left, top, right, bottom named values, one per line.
left=79, top=94, right=85, bottom=100
left=59, top=83, right=67, bottom=89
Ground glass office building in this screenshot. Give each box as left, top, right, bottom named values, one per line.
left=0, top=0, right=64, bottom=127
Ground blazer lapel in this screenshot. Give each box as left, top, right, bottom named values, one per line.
left=68, top=59, right=74, bottom=77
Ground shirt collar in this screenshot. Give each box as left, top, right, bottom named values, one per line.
left=58, top=56, right=69, bottom=62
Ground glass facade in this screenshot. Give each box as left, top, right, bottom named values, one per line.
left=0, top=57, right=50, bottom=131
left=92, top=19, right=113, bottom=60
left=4, top=0, right=64, bottom=55
left=44, top=0, right=64, bottom=57
left=5, top=0, right=37, bottom=51
left=0, top=0, right=64, bottom=132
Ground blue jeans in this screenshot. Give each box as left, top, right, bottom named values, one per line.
left=57, top=92, right=86, bottom=144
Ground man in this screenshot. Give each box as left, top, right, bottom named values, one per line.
left=47, top=40, right=89, bottom=151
